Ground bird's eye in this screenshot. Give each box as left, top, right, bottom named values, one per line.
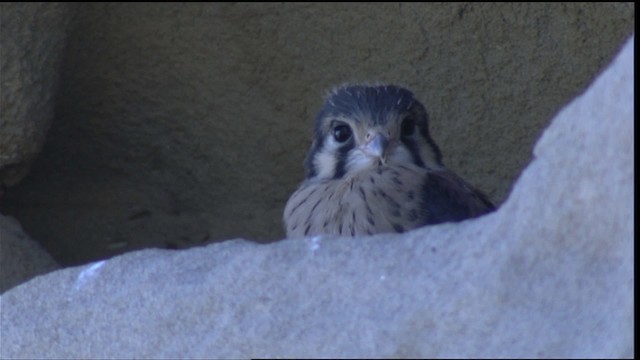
left=401, top=117, right=416, bottom=137
left=332, top=123, right=352, bottom=143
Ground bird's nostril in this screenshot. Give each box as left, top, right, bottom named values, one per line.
left=365, top=133, right=389, bottom=158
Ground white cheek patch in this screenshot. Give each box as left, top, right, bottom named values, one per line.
left=314, top=147, right=337, bottom=179
left=387, top=145, right=414, bottom=165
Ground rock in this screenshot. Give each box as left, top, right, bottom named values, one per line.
left=0, top=36, right=633, bottom=359
left=0, top=3, right=71, bottom=187
left=0, top=3, right=68, bottom=295
left=0, top=3, right=634, bottom=265
left=0, top=214, right=59, bottom=294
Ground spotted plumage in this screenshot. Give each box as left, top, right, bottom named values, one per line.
left=284, top=84, right=494, bottom=238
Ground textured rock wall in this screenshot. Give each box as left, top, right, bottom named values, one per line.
left=0, top=35, right=633, bottom=357
left=0, top=3, right=71, bottom=186
left=0, top=3, right=635, bottom=266
left=0, top=3, right=69, bottom=293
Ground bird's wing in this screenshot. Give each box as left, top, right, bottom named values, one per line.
left=421, top=168, right=495, bottom=224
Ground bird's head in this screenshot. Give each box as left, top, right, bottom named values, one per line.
left=303, top=84, right=444, bottom=180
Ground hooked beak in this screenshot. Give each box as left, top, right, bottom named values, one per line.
left=363, top=133, right=389, bottom=160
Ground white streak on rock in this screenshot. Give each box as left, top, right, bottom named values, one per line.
left=74, top=260, right=106, bottom=291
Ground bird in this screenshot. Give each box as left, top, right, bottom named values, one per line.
left=283, top=84, right=495, bottom=238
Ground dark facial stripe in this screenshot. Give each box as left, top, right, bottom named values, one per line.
left=400, top=137, right=426, bottom=168
left=333, top=141, right=355, bottom=179
left=418, top=126, right=443, bottom=166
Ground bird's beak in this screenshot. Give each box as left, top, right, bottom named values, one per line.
left=363, top=133, right=389, bottom=160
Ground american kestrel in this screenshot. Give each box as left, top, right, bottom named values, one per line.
left=284, top=84, right=495, bottom=238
